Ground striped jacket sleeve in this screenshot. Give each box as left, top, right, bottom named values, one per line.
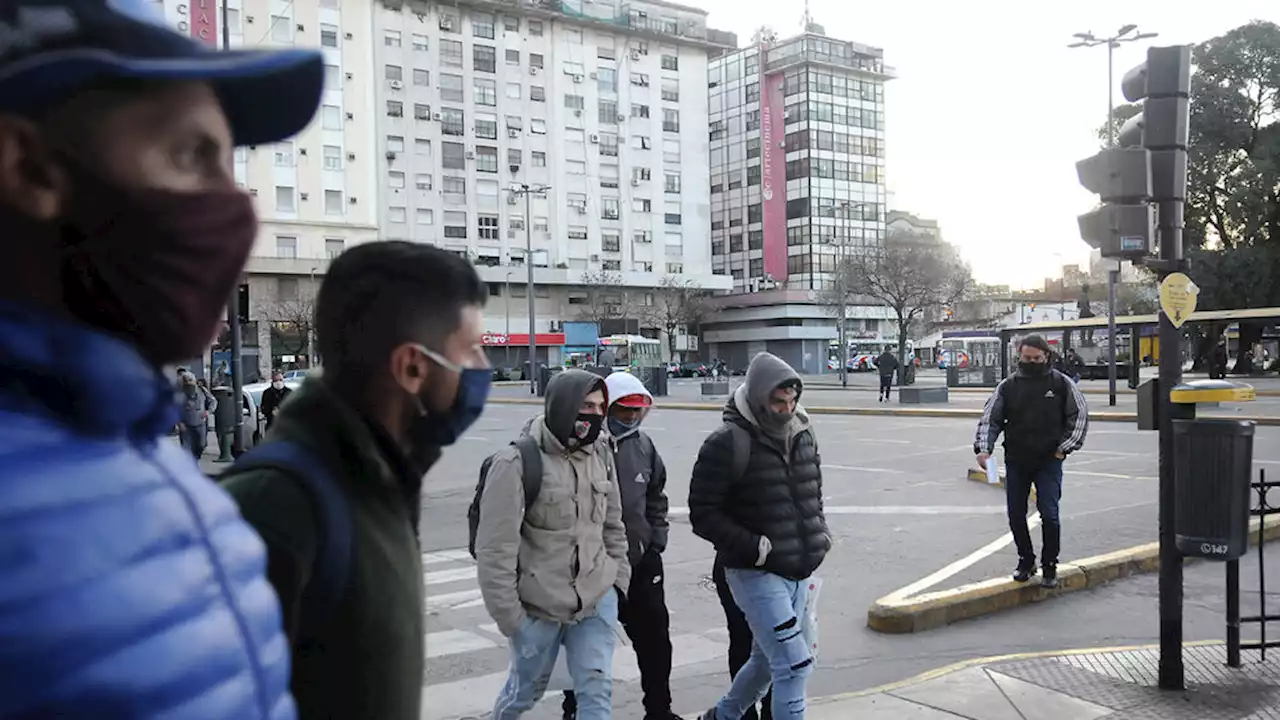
left=974, top=380, right=1008, bottom=455
left=1058, top=375, right=1090, bottom=454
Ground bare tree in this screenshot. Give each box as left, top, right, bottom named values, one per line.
left=257, top=294, right=317, bottom=367
left=576, top=270, right=626, bottom=326
left=842, top=232, right=973, bottom=377
left=641, top=276, right=712, bottom=360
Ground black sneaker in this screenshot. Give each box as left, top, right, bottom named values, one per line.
left=1041, top=565, right=1059, bottom=589
left=1012, top=561, right=1037, bottom=583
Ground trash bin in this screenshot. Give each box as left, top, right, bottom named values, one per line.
left=212, top=386, right=236, bottom=437
left=1173, top=418, right=1255, bottom=560
left=641, top=366, right=668, bottom=397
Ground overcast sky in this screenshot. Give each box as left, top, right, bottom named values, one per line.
left=694, top=0, right=1279, bottom=287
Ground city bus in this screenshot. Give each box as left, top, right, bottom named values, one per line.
left=597, top=334, right=662, bottom=372
left=828, top=339, right=915, bottom=372
left=937, top=331, right=1003, bottom=370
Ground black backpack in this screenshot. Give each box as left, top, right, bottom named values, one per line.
left=468, top=434, right=543, bottom=558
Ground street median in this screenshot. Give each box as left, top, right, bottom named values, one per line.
left=867, top=514, right=1280, bottom=634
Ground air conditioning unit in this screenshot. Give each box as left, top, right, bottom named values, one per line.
left=573, top=74, right=584, bottom=83
left=439, top=17, right=454, bottom=30
left=465, top=151, right=475, bottom=159
left=295, top=23, right=304, bottom=31
left=389, top=80, right=403, bottom=90
left=346, top=112, right=354, bottom=120
left=386, top=151, right=397, bottom=160
left=575, top=206, right=586, bottom=214
left=589, top=71, right=598, bottom=79
left=300, top=192, right=309, bottom=201
left=345, top=72, right=353, bottom=80
left=589, top=134, right=599, bottom=143
left=616, top=113, right=626, bottom=122
left=507, top=195, right=518, bottom=205
left=590, top=254, right=600, bottom=261
left=348, top=196, right=358, bottom=203
left=347, top=152, right=356, bottom=160
left=630, top=50, right=640, bottom=60
left=573, top=109, right=582, bottom=118
left=530, top=66, right=539, bottom=75
left=508, top=128, right=520, bottom=138
left=432, top=112, right=442, bottom=121
left=631, top=178, right=640, bottom=186
left=248, top=188, right=258, bottom=196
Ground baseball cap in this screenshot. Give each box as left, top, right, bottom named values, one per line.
left=615, top=394, right=653, bottom=408
left=0, top=0, right=324, bottom=146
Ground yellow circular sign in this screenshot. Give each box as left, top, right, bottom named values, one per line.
left=1159, top=272, right=1199, bottom=328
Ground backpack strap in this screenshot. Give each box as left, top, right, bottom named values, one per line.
left=513, top=434, right=543, bottom=508
left=728, top=423, right=752, bottom=482
left=226, top=440, right=352, bottom=630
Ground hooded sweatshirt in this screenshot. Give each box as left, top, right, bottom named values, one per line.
left=731, top=352, right=809, bottom=455
left=603, top=372, right=670, bottom=566
left=475, top=369, right=631, bottom=637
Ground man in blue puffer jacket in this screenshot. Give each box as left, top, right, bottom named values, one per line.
left=0, top=1, right=325, bottom=717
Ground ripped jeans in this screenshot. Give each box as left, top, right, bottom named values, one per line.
left=492, top=589, right=619, bottom=719
left=715, top=569, right=813, bottom=719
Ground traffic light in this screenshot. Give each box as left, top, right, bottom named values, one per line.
left=1076, top=45, right=1192, bottom=260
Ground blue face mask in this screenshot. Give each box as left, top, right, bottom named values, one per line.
left=410, top=346, right=491, bottom=446
left=608, top=415, right=639, bottom=437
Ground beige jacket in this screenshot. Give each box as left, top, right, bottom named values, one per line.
left=475, top=415, right=631, bottom=637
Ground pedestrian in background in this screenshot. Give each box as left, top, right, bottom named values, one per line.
left=975, top=334, right=1089, bottom=588
left=875, top=349, right=899, bottom=402
left=177, top=370, right=217, bottom=459
left=0, top=0, right=325, bottom=713
left=222, top=242, right=490, bottom=720
left=260, top=369, right=293, bottom=431
left=562, top=371, right=679, bottom=720
left=690, top=352, right=830, bottom=720
left=476, top=370, right=630, bottom=719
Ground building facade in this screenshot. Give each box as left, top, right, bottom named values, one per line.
left=369, top=0, right=734, bottom=365
left=154, top=0, right=382, bottom=378
left=701, top=29, right=895, bottom=371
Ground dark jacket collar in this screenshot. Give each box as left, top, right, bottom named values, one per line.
left=0, top=300, right=176, bottom=439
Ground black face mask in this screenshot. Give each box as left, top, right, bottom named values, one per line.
left=1019, top=361, right=1049, bottom=377
left=570, top=412, right=604, bottom=448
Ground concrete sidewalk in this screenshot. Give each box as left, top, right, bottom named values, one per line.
left=808, top=643, right=1279, bottom=719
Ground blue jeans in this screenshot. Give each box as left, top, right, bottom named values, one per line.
left=715, top=569, right=813, bottom=719
left=1006, top=458, right=1064, bottom=566
left=492, top=589, right=619, bottom=719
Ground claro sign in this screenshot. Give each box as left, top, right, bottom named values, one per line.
left=176, top=1, right=218, bottom=45
left=759, top=48, right=788, bottom=281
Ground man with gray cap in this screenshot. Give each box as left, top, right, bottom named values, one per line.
left=476, top=369, right=631, bottom=719
left=690, top=353, right=829, bottom=720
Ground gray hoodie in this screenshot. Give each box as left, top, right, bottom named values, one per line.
left=732, top=352, right=810, bottom=455
left=475, top=369, right=631, bottom=637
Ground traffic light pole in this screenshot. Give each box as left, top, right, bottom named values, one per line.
left=1155, top=198, right=1185, bottom=690
left=222, top=2, right=245, bottom=457
left=1106, top=40, right=1120, bottom=408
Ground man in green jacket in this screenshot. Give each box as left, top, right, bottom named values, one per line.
left=222, top=241, right=491, bottom=719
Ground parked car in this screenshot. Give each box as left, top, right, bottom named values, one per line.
left=664, top=362, right=681, bottom=377
left=676, top=361, right=709, bottom=378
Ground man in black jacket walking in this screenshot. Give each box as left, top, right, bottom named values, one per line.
left=975, top=334, right=1089, bottom=589
left=690, top=352, right=829, bottom=720
left=874, top=350, right=899, bottom=402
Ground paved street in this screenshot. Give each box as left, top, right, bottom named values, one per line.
left=420, top=403, right=1280, bottom=719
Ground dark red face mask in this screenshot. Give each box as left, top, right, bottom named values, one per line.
left=58, top=161, right=258, bottom=365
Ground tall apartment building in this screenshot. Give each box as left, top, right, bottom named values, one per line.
left=370, top=0, right=734, bottom=365
left=153, top=0, right=380, bottom=377
left=701, top=28, right=896, bottom=372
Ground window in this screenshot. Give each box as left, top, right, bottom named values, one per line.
left=667, top=262, right=684, bottom=274
left=477, top=213, right=499, bottom=240
left=506, top=48, right=520, bottom=65
left=274, top=141, right=294, bottom=167
left=567, top=193, right=587, bottom=212
left=665, top=212, right=682, bottom=225
left=505, top=115, right=523, bottom=131
left=440, top=39, right=463, bottom=67
left=567, top=226, right=588, bottom=241
left=661, top=53, right=678, bottom=70
left=388, top=170, right=405, bottom=188
left=322, top=104, right=341, bottom=129
left=502, top=82, right=520, bottom=100
left=507, top=148, right=522, bottom=166
left=442, top=142, right=466, bottom=169
left=472, top=13, right=495, bottom=39
left=745, top=82, right=760, bottom=104
left=503, top=15, right=519, bottom=32
left=413, top=68, right=430, bottom=87
left=385, top=64, right=402, bottom=81
left=323, top=144, right=342, bottom=170
left=602, top=260, right=622, bottom=271
left=664, top=172, right=681, bottom=194
left=324, top=190, right=343, bottom=215
left=633, top=198, right=651, bottom=212
left=747, top=165, right=761, bottom=185
left=416, top=209, right=434, bottom=225
left=663, top=108, right=680, bottom=133
left=530, top=85, right=545, bottom=102
left=473, top=45, right=496, bottom=73
left=475, top=113, right=498, bottom=139
left=275, top=185, right=295, bottom=212
left=633, top=167, right=651, bottom=182
left=531, top=119, right=547, bottom=135
left=661, top=79, right=679, bottom=102
left=598, top=100, right=618, bottom=124
left=386, top=135, right=405, bottom=153
left=532, top=151, right=547, bottom=167
left=632, top=135, right=651, bottom=150
left=565, top=94, right=585, bottom=111
left=529, top=20, right=543, bottom=35
left=444, top=211, right=467, bottom=238
left=389, top=206, right=407, bottom=223
left=440, top=73, right=464, bottom=102
left=602, top=233, right=621, bottom=251
left=442, top=176, right=466, bottom=195
left=634, top=230, right=652, bottom=243
left=276, top=235, right=297, bottom=259
left=320, top=23, right=338, bottom=47
left=412, top=33, right=428, bottom=51
left=224, top=7, right=241, bottom=32
left=599, top=164, right=619, bottom=188
left=270, top=16, right=292, bottom=42
left=414, top=103, right=430, bottom=120
left=599, top=132, right=619, bottom=157
left=441, top=108, right=464, bottom=135
left=325, top=238, right=345, bottom=258
left=601, top=197, right=620, bottom=219
left=475, top=146, right=498, bottom=173
left=597, top=67, right=617, bottom=93
left=631, top=72, right=649, bottom=87
left=415, top=138, right=432, bottom=156
left=631, top=103, right=649, bottom=118
left=386, top=100, right=403, bottom=117
left=529, top=53, right=544, bottom=69
left=415, top=173, right=432, bottom=190
left=565, top=27, right=582, bottom=44
left=323, top=63, right=340, bottom=89
left=566, top=160, right=586, bottom=175
left=474, top=78, right=497, bottom=106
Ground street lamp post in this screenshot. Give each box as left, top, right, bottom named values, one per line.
left=509, top=183, right=551, bottom=394
left=1070, top=24, right=1158, bottom=408
left=219, top=3, right=245, bottom=456
left=504, top=270, right=514, bottom=366
left=309, top=266, right=318, bottom=367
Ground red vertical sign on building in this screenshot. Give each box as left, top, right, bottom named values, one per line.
left=759, top=50, right=788, bottom=282
left=190, top=0, right=218, bottom=45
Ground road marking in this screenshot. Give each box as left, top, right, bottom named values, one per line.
left=423, top=549, right=473, bottom=566
left=427, top=629, right=498, bottom=659
left=825, top=464, right=905, bottom=474
left=1066, top=470, right=1137, bottom=480
left=427, top=588, right=484, bottom=613
left=669, top=505, right=1005, bottom=516
left=883, top=515, right=1042, bottom=603
left=426, top=566, right=478, bottom=585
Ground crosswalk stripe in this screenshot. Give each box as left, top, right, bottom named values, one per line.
left=426, top=629, right=498, bottom=659
left=423, top=549, right=473, bottom=566
left=426, top=566, right=477, bottom=585
left=426, top=588, right=483, bottom=613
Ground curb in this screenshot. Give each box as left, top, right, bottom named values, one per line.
left=486, top=397, right=1280, bottom=425
left=866, top=515, right=1280, bottom=634
left=810, top=640, right=1223, bottom=705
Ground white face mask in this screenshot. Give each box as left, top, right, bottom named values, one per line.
left=272, top=381, right=285, bottom=390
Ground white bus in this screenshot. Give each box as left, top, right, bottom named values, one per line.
left=598, top=334, right=662, bottom=372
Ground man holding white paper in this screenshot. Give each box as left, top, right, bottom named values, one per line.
left=974, top=335, right=1089, bottom=589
